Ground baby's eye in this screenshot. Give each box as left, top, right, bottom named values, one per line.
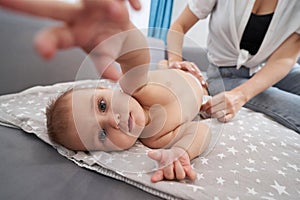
left=98, top=99, right=106, bottom=112
left=98, top=129, right=106, bottom=141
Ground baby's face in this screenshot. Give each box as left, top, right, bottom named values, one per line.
left=64, top=88, right=146, bottom=151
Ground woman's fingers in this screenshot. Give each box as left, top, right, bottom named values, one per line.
left=201, top=93, right=226, bottom=114
left=157, top=60, right=169, bottom=69
left=0, top=0, right=81, bottom=22
left=34, top=26, right=75, bottom=59
left=128, top=0, right=141, bottom=10
left=201, top=92, right=240, bottom=122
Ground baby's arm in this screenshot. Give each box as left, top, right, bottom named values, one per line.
left=148, top=121, right=211, bottom=182
left=116, top=26, right=150, bottom=94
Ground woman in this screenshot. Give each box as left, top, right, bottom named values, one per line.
left=167, top=0, right=300, bottom=133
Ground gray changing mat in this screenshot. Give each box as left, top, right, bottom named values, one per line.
left=0, top=79, right=299, bottom=200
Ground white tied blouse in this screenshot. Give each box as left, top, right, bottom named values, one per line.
left=188, top=0, right=300, bottom=75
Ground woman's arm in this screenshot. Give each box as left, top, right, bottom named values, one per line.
left=167, top=5, right=199, bottom=64
left=236, top=33, right=300, bottom=102
left=202, top=33, right=300, bottom=122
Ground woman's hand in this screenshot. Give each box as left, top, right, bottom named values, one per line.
left=158, top=60, right=208, bottom=93
left=148, top=147, right=197, bottom=183
left=169, top=61, right=208, bottom=88
left=201, top=89, right=247, bottom=122
left=0, top=0, right=141, bottom=80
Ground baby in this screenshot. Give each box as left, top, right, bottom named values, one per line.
left=46, top=25, right=211, bottom=182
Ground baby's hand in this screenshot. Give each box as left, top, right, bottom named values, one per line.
left=148, top=147, right=197, bottom=183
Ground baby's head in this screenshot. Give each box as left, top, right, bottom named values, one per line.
left=46, top=87, right=146, bottom=151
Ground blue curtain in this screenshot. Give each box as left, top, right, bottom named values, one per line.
left=148, top=0, right=174, bottom=43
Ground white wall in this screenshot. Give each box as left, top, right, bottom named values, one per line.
left=128, top=0, right=150, bottom=35
left=172, top=0, right=209, bottom=47
left=129, top=0, right=209, bottom=47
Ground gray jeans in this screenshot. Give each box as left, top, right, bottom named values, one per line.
left=206, top=63, right=300, bottom=133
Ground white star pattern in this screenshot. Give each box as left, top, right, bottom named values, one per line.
left=197, top=173, right=204, bottom=181
left=270, top=180, right=289, bottom=195
left=216, top=177, right=225, bottom=185
left=271, top=156, right=280, bottom=162
left=261, top=196, right=276, bottom=200
left=230, top=170, right=239, bottom=174
left=280, top=141, right=287, bottom=147
left=244, top=167, right=257, bottom=173
left=200, top=157, right=209, bottom=165
left=187, top=184, right=204, bottom=192
left=227, top=147, right=238, bottom=155
left=287, top=163, right=299, bottom=172
left=247, top=187, right=257, bottom=195
left=1, top=103, right=9, bottom=107
left=217, top=153, right=226, bottom=160
left=248, top=144, right=258, bottom=152
left=282, top=152, right=289, bottom=157
left=247, top=158, right=255, bottom=164
left=229, top=135, right=237, bottom=141
left=260, top=141, right=266, bottom=146
left=104, top=157, right=114, bottom=164
left=137, top=172, right=143, bottom=178
left=276, top=170, right=286, bottom=177
left=0, top=80, right=300, bottom=200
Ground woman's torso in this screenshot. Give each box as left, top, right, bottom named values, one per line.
left=188, top=0, right=300, bottom=69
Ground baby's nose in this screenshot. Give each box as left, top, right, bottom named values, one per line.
left=110, top=113, right=120, bottom=129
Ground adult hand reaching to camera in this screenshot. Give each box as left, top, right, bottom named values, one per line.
left=0, top=0, right=141, bottom=80
left=201, top=89, right=247, bottom=122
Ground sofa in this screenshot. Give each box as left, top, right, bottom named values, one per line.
left=1, top=7, right=300, bottom=200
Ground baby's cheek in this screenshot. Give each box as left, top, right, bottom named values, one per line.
left=111, top=133, right=137, bottom=150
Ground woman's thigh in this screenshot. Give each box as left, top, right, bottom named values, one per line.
left=245, top=87, right=300, bottom=133
left=206, top=65, right=249, bottom=95
left=274, top=63, right=300, bottom=95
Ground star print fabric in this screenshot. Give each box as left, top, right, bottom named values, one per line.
left=0, top=80, right=299, bottom=200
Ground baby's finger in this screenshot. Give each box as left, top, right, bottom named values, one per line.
left=184, top=167, right=197, bottom=181
left=151, top=170, right=164, bottom=183
left=147, top=150, right=162, bottom=162
left=163, top=164, right=175, bottom=180
left=174, top=160, right=186, bottom=180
